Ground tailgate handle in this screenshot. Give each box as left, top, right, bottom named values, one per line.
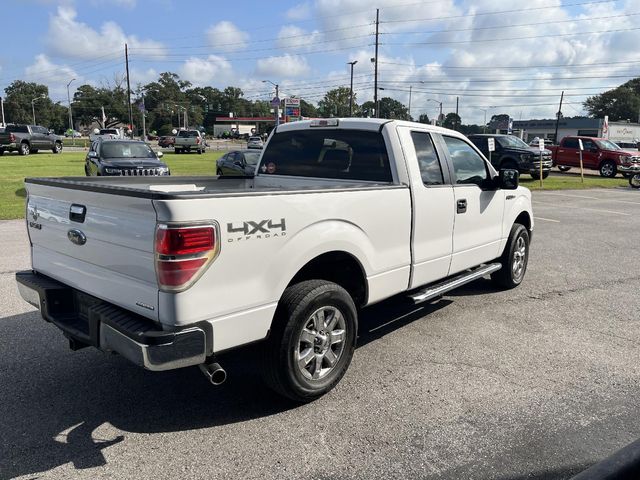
left=69, top=204, right=86, bottom=223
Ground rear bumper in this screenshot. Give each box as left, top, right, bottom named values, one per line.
left=15, top=270, right=206, bottom=371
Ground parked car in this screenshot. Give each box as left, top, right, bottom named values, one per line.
left=89, top=128, right=124, bottom=142
left=174, top=129, right=205, bottom=154
left=146, top=133, right=159, bottom=141
left=216, top=149, right=261, bottom=176
left=468, top=134, right=552, bottom=179
left=85, top=139, right=170, bottom=176
left=65, top=129, right=82, bottom=138
left=615, top=141, right=639, bottom=152
left=548, top=136, right=640, bottom=177
left=528, top=138, right=554, bottom=148
left=16, top=118, right=532, bottom=401
left=0, top=124, right=63, bottom=155
left=247, top=136, right=264, bottom=149
left=158, top=136, right=175, bottom=148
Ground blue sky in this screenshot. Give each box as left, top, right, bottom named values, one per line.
left=1, top=0, right=639, bottom=123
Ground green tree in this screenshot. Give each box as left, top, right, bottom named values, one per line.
left=584, top=78, right=640, bottom=121
left=3, top=81, right=53, bottom=127
left=72, top=83, right=129, bottom=130
left=374, top=97, right=410, bottom=120
left=443, top=112, right=461, bottom=130
left=300, top=99, right=318, bottom=118
left=418, top=113, right=431, bottom=124
left=317, top=87, right=356, bottom=117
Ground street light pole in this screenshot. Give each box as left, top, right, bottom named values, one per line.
left=408, top=85, right=412, bottom=120
left=427, top=98, right=442, bottom=126
left=262, top=80, right=280, bottom=126
left=31, top=95, right=45, bottom=125
left=0, top=96, right=5, bottom=127
left=67, top=78, right=76, bottom=144
left=348, top=60, right=358, bottom=117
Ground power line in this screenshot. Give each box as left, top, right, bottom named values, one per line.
left=377, top=59, right=640, bottom=70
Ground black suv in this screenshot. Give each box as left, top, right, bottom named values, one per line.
left=85, top=139, right=170, bottom=176
left=468, top=134, right=552, bottom=179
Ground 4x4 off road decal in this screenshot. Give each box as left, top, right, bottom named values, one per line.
left=226, top=219, right=286, bottom=242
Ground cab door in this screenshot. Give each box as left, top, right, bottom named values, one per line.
left=397, top=127, right=454, bottom=288
left=580, top=139, right=600, bottom=169
left=556, top=137, right=579, bottom=167
left=437, top=134, right=505, bottom=275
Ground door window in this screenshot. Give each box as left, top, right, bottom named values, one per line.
left=411, top=131, right=444, bottom=185
left=442, top=136, right=489, bottom=186
left=563, top=138, right=579, bottom=149
left=581, top=139, right=596, bottom=151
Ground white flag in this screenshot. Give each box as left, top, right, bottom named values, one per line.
left=603, top=115, right=609, bottom=138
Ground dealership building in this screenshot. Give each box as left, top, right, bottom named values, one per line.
left=511, top=118, right=640, bottom=144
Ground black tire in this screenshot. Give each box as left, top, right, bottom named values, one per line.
left=557, top=165, right=571, bottom=172
left=261, top=280, right=357, bottom=402
left=622, top=173, right=632, bottom=179
left=31, top=149, right=38, bottom=154
left=52, top=142, right=62, bottom=154
left=84, top=165, right=91, bottom=176
left=19, top=142, right=30, bottom=156
left=216, top=169, right=223, bottom=176
left=630, top=174, right=640, bottom=189
left=599, top=160, right=617, bottom=178
left=0, top=148, right=4, bottom=155
left=530, top=170, right=550, bottom=180
left=197, top=148, right=203, bottom=154
left=491, top=223, right=530, bottom=290
left=174, top=148, right=181, bottom=154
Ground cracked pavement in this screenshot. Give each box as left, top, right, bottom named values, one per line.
left=0, top=188, right=638, bottom=480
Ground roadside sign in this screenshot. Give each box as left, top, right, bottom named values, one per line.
left=578, top=139, right=584, bottom=151
left=488, top=138, right=495, bottom=152
left=270, top=97, right=281, bottom=107
left=538, top=138, right=545, bottom=151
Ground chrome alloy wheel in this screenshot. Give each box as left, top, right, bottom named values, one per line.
left=296, top=306, right=346, bottom=381
left=601, top=162, right=615, bottom=177
left=512, top=235, right=527, bottom=281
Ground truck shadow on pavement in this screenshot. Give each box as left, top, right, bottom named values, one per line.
left=0, top=295, right=473, bottom=479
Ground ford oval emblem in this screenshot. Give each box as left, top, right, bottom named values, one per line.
left=67, top=229, right=87, bottom=246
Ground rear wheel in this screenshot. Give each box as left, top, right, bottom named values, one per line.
left=19, top=142, right=30, bottom=156
left=491, top=223, right=530, bottom=289
left=557, top=165, right=571, bottom=172
left=599, top=160, right=617, bottom=178
left=531, top=170, right=550, bottom=180
left=630, top=174, right=640, bottom=189
left=261, top=280, right=357, bottom=402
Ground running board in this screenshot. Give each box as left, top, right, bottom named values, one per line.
left=409, top=263, right=502, bottom=304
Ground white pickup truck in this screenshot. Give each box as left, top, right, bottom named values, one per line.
left=16, top=119, right=533, bottom=401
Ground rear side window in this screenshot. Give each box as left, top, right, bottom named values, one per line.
left=442, top=136, right=489, bottom=186
left=6, top=125, right=29, bottom=133
left=259, top=129, right=392, bottom=182
left=563, top=138, right=579, bottom=149
left=410, top=131, right=444, bottom=185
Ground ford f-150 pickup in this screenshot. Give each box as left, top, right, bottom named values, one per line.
left=549, top=136, right=640, bottom=178
left=16, top=118, right=534, bottom=401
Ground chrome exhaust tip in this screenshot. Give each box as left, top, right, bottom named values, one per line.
left=199, top=362, right=227, bottom=385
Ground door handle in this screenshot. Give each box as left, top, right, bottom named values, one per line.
left=457, top=199, right=467, bottom=214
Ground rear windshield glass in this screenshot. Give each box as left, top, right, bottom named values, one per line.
left=6, top=125, right=29, bottom=133
left=178, top=131, right=199, bottom=137
left=259, top=129, right=392, bottom=182
left=100, top=129, right=119, bottom=135
left=101, top=142, right=156, bottom=159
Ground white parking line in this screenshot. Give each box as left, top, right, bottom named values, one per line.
left=539, top=191, right=640, bottom=206
left=534, top=216, right=560, bottom=223
left=533, top=200, right=631, bottom=216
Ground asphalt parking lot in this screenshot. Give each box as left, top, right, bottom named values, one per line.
left=1, top=188, right=638, bottom=480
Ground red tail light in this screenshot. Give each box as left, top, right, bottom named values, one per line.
left=155, top=224, right=219, bottom=291
left=196, top=137, right=201, bottom=144
left=9, top=133, right=16, bottom=143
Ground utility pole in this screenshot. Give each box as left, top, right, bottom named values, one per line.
left=373, top=8, right=379, bottom=118
left=408, top=85, right=412, bottom=120
left=141, top=93, right=146, bottom=140
left=67, top=78, right=76, bottom=145
left=348, top=60, right=358, bottom=117
left=455, top=96, right=459, bottom=130
left=125, top=43, right=134, bottom=138
left=553, top=91, right=564, bottom=144
left=0, top=96, right=5, bottom=127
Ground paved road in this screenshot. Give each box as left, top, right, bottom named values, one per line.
left=1, top=189, right=639, bottom=480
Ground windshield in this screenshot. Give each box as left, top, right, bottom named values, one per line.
left=595, top=139, right=621, bottom=150
left=100, top=129, right=118, bottom=135
left=244, top=151, right=261, bottom=165
left=101, top=142, right=156, bottom=159
left=496, top=136, right=530, bottom=149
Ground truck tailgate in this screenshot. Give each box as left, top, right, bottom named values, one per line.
left=25, top=182, right=159, bottom=320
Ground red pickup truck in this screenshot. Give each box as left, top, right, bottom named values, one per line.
left=549, top=136, right=640, bottom=178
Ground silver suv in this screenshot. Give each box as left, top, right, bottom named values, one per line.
left=247, top=136, right=264, bottom=149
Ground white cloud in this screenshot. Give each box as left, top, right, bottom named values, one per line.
left=46, top=6, right=166, bottom=59
left=180, top=55, right=234, bottom=87
left=277, top=25, right=323, bottom=51
left=130, top=67, right=159, bottom=87
left=24, top=54, right=80, bottom=99
left=286, top=2, right=312, bottom=20
left=255, top=55, right=310, bottom=78
left=206, top=21, right=249, bottom=52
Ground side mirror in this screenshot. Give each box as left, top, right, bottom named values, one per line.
left=497, top=169, right=519, bottom=190
left=156, top=151, right=164, bottom=158
left=88, top=151, right=98, bottom=159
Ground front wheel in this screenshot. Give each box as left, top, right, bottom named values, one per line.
left=261, top=280, right=357, bottom=402
left=216, top=169, right=223, bottom=176
left=491, top=223, right=530, bottom=289
left=599, top=160, right=617, bottom=178
left=52, top=142, right=62, bottom=154
left=630, top=174, right=640, bottom=189
left=557, top=165, right=571, bottom=172
left=531, top=170, right=550, bottom=180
